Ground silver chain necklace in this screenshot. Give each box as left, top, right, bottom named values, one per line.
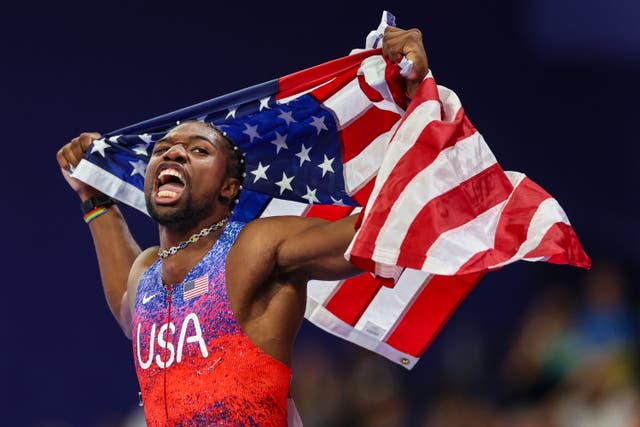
left=157, top=217, right=228, bottom=259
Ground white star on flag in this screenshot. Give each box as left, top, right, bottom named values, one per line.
left=226, top=107, right=238, bottom=119
left=90, top=139, right=110, bottom=157
left=296, top=144, right=312, bottom=166
left=250, top=162, right=270, bottom=183
left=278, top=110, right=296, bottom=126
left=132, top=143, right=150, bottom=156
left=310, top=116, right=328, bottom=135
left=317, top=155, right=335, bottom=177
left=129, top=159, right=147, bottom=177
left=108, top=135, right=122, bottom=144
left=259, top=97, right=271, bottom=111
left=330, top=196, right=347, bottom=206
left=270, top=131, right=288, bottom=154
left=243, top=123, right=261, bottom=143
left=275, top=172, right=294, bottom=195
left=302, top=186, right=320, bottom=204
left=139, top=133, right=154, bottom=144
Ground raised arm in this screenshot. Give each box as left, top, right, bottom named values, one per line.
left=57, top=133, right=142, bottom=336
left=242, top=26, right=430, bottom=283
left=278, top=214, right=362, bottom=281
left=232, top=214, right=361, bottom=285
left=383, top=26, right=429, bottom=98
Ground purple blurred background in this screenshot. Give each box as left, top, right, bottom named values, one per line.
left=2, top=1, right=638, bottom=425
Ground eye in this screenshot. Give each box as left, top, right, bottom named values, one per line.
left=192, top=146, right=209, bottom=155
left=152, top=146, right=169, bottom=155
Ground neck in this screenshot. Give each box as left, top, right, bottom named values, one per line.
left=157, top=212, right=230, bottom=285
left=157, top=210, right=230, bottom=249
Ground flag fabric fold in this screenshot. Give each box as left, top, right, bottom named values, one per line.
left=72, top=12, right=590, bottom=369
left=345, top=72, right=591, bottom=282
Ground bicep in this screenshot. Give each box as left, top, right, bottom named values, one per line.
left=120, top=246, right=158, bottom=338
left=276, top=215, right=361, bottom=281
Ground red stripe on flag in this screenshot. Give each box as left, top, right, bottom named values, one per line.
left=357, top=74, right=384, bottom=102
left=277, top=49, right=379, bottom=102
left=396, top=164, right=513, bottom=268
left=351, top=178, right=376, bottom=206
left=383, top=57, right=409, bottom=110
left=340, top=106, right=401, bottom=163
left=524, top=222, right=592, bottom=268
left=311, top=71, right=360, bottom=104
left=456, top=176, right=552, bottom=273
left=403, top=76, right=440, bottom=116
left=305, top=205, right=355, bottom=221
left=385, top=272, right=484, bottom=357
left=324, top=274, right=383, bottom=326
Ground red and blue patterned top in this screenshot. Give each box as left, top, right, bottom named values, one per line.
left=132, top=221, right=291, bottom=426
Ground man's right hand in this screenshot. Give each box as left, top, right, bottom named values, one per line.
left=56, top=132, right=103, bottom=200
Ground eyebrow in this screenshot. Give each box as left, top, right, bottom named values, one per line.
left=156, top=134, right=218, bottom=148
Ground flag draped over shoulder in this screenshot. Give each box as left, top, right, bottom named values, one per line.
left=72, top=12, right=590, bottom=369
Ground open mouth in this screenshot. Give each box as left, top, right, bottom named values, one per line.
left=154, top=167, right=186, bottom=203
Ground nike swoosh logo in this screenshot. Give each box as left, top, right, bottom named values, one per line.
left=142, top=293, right=158, bottom=304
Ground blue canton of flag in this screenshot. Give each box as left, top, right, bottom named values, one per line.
left=74, top=78, right=358, bottom=222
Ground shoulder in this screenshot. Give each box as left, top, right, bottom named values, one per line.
left=128, top=246, right=160, bottom=287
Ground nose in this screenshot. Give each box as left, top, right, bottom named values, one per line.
left=163, top=144, right=187, bottom=163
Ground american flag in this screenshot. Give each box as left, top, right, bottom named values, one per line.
left=72, top=12, right=589, bottom=369
left=184, top=274, right=209, bottom=301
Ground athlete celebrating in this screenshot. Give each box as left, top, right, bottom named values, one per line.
left=56, top=26, right=428, bottom=426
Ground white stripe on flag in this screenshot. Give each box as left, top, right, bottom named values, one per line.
left=342, top=123, right=399, bottom=195
left=363, top=97, right=445, bottom=210
left=307, top=279, right=343, bottom=307
left=305, top=296, right=420, bottom=369
left=353, top=268, right=430, bottom=340
left=490, top=196, right=570, bottom=269
left=423, top=200, right=507, bottom=275
left=436, top=84, right=464, bottom=122
left=418, top=171, right=526, bottom=274
left=371, top=132, right=497, bottom=265
left=323, top=79, right=372, bottom=128
left=260, top=199, right=309, bottom=218
left=72, top=159, right=148, bottom=214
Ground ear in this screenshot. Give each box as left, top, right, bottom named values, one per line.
left=219, top=177, right=240, bottom=204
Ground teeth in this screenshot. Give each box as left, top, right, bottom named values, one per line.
left=157, top=190, right=177, bottom=198
left=158, top=169, right=183, bottom=181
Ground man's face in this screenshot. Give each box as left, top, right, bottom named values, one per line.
left=144, top=122, right=232, bottom=228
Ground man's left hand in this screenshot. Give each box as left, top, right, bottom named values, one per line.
left=382, top=26, right=429, bottom=98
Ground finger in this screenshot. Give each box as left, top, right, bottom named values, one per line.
left=79, top=132, right=101, bottom=152
left=70, top=139, right=87, bottom=162
left=384, top=26, right=402, bottom=35
left=60, top=144, right=82, bottom=168
left=383, top=28, right=410, bottom=63
left=382, top=40, right=403, bottom=63
left=69, top=132, right=101, bottom=165
left=56, top=147, right=69, bottom=170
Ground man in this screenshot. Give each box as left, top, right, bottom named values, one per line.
left=56, top=26, right=428, bottom=426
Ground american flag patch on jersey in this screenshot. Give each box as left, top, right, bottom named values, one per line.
left=184, top=274, right=209, bottom=301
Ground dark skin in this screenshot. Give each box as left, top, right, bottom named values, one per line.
left=56, top=26, right=429, bottom=367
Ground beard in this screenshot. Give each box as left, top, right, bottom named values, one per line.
left=145, top=191, right=216, bottom=230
